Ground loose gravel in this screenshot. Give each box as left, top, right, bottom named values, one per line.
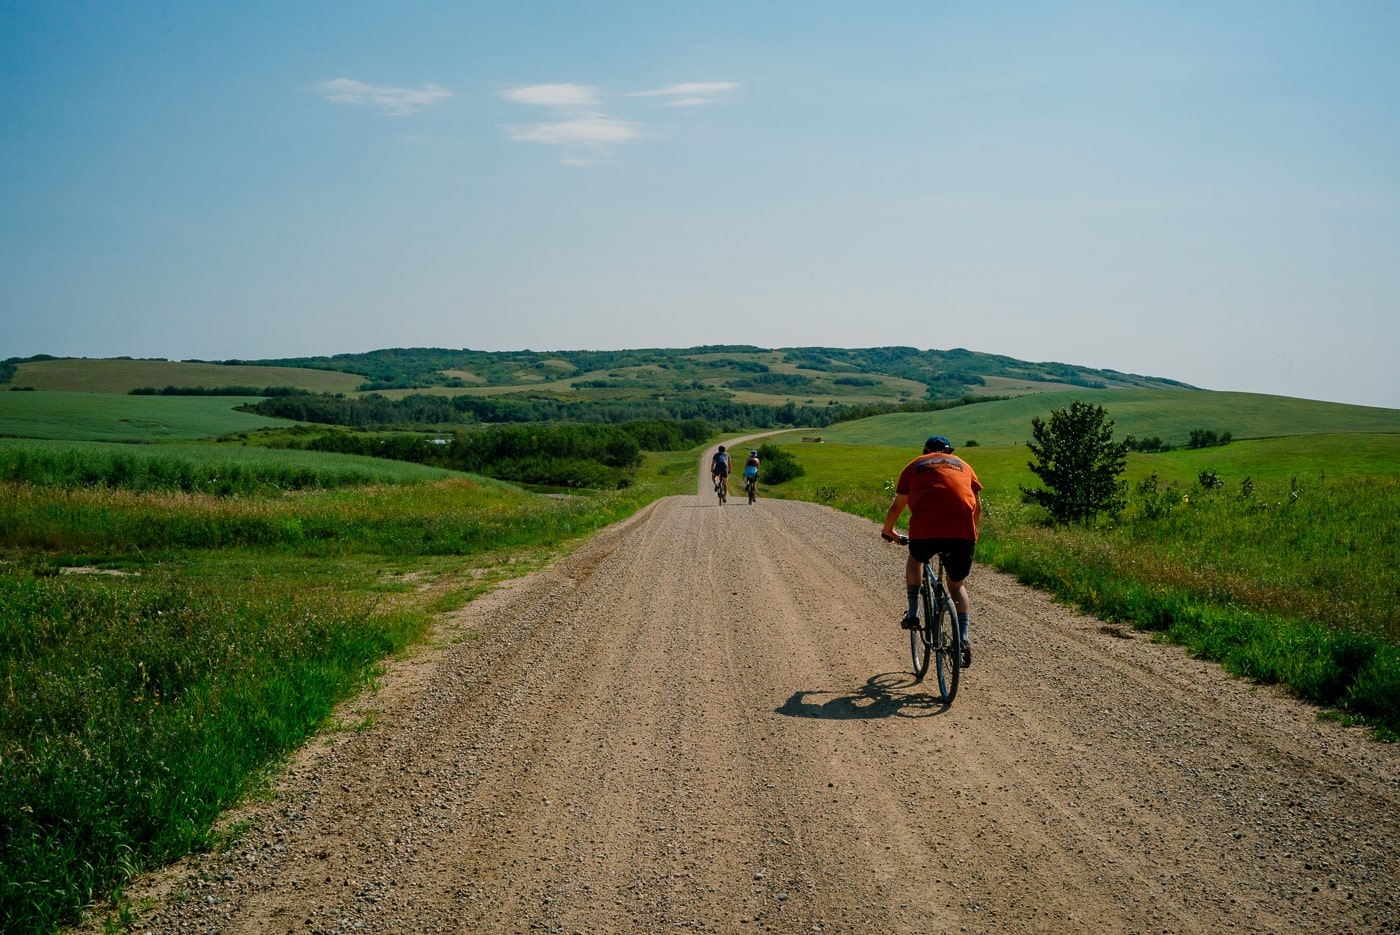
left=82, top=460, right=1400, bottom=934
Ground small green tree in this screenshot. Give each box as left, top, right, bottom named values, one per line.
left=1021, top=400, right=1129, bottom=524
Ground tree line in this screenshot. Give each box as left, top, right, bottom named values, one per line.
left=243, top=392, right=863, bottom=430
left=284, top=419, right=712, bottom=489
left=241, top=389, right=1003, bottom=434
left=131, top=385, right=309, bottom=397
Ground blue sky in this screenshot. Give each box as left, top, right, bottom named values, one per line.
left=2, top=2, right=1398, bottom=409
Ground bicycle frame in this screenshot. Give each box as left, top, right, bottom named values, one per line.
left=893, top=535, right=960, bottom=702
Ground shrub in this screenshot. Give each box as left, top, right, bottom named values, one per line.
left=756, top=444, right=805, bottom=484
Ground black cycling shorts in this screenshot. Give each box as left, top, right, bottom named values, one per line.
left=908, top=538, right=976, bottom=581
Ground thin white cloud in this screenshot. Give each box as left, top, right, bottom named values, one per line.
left=505, top=115, right=645, bottom=146
left=629, top=81, right=739, bottom=100
left=502, top=83, right=600, bottom=108
left=315, top=78, right=451, bottom=115
left=500, top=80, right=726, bottom=165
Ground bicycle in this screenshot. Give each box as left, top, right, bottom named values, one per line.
left=745, top=474, right=757, bottom=504
left=892, top=534, right=960, bottom=703
left=714, top=476, right=727, bottom=505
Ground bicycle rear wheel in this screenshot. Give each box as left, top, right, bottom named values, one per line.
left=747, top=479, right=756, bottom=504
left=928, top=576, right=960, bottom=704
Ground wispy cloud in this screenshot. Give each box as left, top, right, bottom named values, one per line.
left=315, top=78, right=452, bottom=115
left=505, top=115, right=645, bottom=145
left=628, top=81, right=739, bottom=106
left=502, top=83, right=599, bottom=108
left=499, top=79, right=735, bottom=165
left=500, top=84, right=642, bottom=165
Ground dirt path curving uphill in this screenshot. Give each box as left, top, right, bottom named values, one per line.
left=96, top=453, right=1400, bottom=934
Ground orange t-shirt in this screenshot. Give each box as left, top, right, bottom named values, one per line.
left=896, top=452, right=982, bottom=540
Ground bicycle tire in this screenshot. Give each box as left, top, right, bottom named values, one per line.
left=910, top=580, right=932, bottom=679
left=746, top=479, right=756, bottom=504
left=929, top=569, right=960, bottom=704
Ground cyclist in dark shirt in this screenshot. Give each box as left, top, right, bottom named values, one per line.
left=710, top=445, right=731, bottom=499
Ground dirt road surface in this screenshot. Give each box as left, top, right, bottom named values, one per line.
left=98, top=455, right=1400, bottom=934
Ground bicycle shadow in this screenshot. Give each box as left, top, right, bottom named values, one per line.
left=775, top=672, right=951, bottom=720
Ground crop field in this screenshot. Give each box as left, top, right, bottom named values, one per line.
left=9, top=358, right=365, bottom=395
left=0, top=440, right=700, bottom=933
left=815, top=388, right=1400, bottom=448
left=0, top=391, right=301, bottom=441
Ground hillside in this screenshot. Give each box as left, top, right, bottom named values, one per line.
left=7, top=349, right=1399, bottom=445
left=2, top=358, right=364, bottom=395
left=1, top=347, right=1189, bottom=404
left=811, top=388, right=1400, bottom=449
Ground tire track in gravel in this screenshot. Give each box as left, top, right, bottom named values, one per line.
left=95, top=456, right=1400, bottom=935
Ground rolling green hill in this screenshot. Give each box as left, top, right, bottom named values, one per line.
left=0, top=392, right=300, bottom=441
left=810, top=389, right=1400, bottom=448
left=4, top=346, right=1188, bottom=403
left=6, top=358, right=364, bottom=395
left=5, top=353, right=1396, bottom=446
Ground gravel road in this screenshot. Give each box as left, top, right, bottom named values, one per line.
left=95, top=455, right=1400, bottom=934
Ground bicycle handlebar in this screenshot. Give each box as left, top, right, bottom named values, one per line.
left=881, top=532, right=909, bottom=546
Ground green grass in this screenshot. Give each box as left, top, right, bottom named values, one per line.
left=0, top=392, right=301, bottom=441
left=761, top=434, right=1400, bottom=739
left=0, top=439, right=461, bottom=493
left=0, top=444, right=699, bottom=933
left=813, top=389, right=1400, bottom=448
left=0, top=569, right=430, bottom=932
left=8, top=358, right=365, bottom=395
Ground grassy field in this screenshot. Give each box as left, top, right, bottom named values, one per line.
left=9, top=358, right=365, bottom=395
left=7, top=369, right=1400, bottom=931
left=759, top=429, right=1400, bottom=741
left=766, top=433, right=1400, bottom=497
left=0, top=392, right=301, bottom=441
left=0, top=440, right=699, bottom=934
left=814, top=388, right=1400, bottom=448
left=0, top=439, right=461, bottom=493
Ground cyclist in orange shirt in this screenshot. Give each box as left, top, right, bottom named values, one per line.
left=880, top=436, right=983, bottom=666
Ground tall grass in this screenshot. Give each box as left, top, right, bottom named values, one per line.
left=0, top=445, right=699, bottom=932
left=0, top=439, right=457, bottom=494
left=0, top=572, right=426, bottom=934
left=0, top=477, right=652, bottom=559
left=763, top=438, right=1400, bottom=738
left=975, top=477, right=1399, bottom=733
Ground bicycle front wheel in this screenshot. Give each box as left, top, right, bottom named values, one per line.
left=909, top=608, right=930, bottom=680
left=928, top=582, right=960, bottom=704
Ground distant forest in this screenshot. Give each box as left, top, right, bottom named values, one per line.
left=240, top=390, right=991, bottom=432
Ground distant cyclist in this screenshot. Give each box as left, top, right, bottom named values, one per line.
left=710, top=445, right=731, bottom=499
left=743, top=449, right=760, bottom=489
left=880, top=435, right=983, bottom=666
